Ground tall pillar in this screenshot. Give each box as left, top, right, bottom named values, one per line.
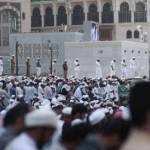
left=83, top=1, right=88, bottom=22
left=53, top=3, right=57, bottom=26
left=131, top=0, right=135, bottom=23
left=114, top=0, right=119, bottom=24
left=147, top=1, right=150, bottom=22
left=66, top=2, right=72, bottom=26
left=97, top=0, right=102, bottom=24
left=40, top=4, right=44, bottom=27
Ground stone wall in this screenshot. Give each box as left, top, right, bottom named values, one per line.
left=64, top=41, right=149, bottom=78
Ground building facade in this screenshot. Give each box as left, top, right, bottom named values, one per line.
left=31, top=0, right=150, bottom=43
left=0, top=0, right=31, bottom=56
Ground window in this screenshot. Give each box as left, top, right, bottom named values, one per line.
left=0, top=9, right=19, bottom=47
left=31, top=7, right=41, bottom=27
left=57, top=6, right=67, bottom=25
left=72, top=5, right=84, bottom=25
left=119, top=2, right=131, bottom=22
left=135, top=2, right=146, bottom=22
left=88, top=4, right=99, bottom=22
left=102, top=3, right=114, bottom=23
left=134, top=30, right=139, bottom=38
left=126, top=30, right=132, bottom=39
left=44, top=7, right=54, bottom=26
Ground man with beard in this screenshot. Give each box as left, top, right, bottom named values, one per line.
left=5, top=110, right=58, bottom=150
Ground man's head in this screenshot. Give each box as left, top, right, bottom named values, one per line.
left=25, top=110, right=58, bottom=148
left=3, top=103, right=32, bottom=132
left=129, top=81, right=150, bottom=128
left=71, top=104, right=87, bottom=120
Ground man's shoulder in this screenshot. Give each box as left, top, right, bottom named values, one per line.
left=5, top=133, right=37, bottom=150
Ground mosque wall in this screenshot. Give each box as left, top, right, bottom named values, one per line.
left=64, top=41, right=149, bottom=78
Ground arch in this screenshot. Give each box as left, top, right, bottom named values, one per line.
left=102, top=2, right=114, bottom=23
left=120, top=2, right=130, bottom=12
left=72, top=5, right=84, bottom=25
left=126, top=30, right=132, bottom=39
left=103, top=2, right=112, bottom=12
left=119, top=2, right=131, bottom=22
left=0, top=8, right=20, bottom=47
left=135, top=1, right=146, bottom=22
left=134, top=30, right=139, bottom=38
left=32, top=7, right=41, bottom=27
left=88, top=4, right=99, bottom=22
left=57, top=6, right=67, bottom=25
left=0, top=5, right=20, bottom=17
left=44, top=7, right=54, bottom=26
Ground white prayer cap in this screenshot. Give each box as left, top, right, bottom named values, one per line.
left=89, top=109, right=105, bottom=126
left=71, top=119, right=83, bottom=126
left=25, top=110, right=58, bottom=128
left=62, top=107, right=72, bottom=115
left=82, top=95, right=89, bottom=99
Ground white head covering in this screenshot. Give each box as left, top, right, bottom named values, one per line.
left=62, top=107, right=72, bottom=115
left=25, top=110, right=58, bottom=128
left=89, top=109, right=105, bottom=125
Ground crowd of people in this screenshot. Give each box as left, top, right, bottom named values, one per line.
left=0, top=74, right=148, bottom=150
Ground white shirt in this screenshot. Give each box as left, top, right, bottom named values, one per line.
left=5, top=133, right=37, bottom=150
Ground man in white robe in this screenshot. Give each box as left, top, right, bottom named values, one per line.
left=74, top=58, right=80, bottom=79
left=96, top=59, right=103, bottom=79
left=129, top=57, right=137, bottom=78
left=0, top=57, right=3, bottom=76
left=110, top=59, right=116, bottom=77
left=121, top=59, right=128, bottom=79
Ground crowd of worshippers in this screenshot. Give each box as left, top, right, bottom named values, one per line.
left=0, top=75, right=149, bottom=150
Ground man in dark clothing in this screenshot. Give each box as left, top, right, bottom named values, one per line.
left=63, top=60, right=68, bottom=79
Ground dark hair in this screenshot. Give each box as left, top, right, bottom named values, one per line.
left=72, top=104, right=87, bottom=116
left=129, top=81, right=150, bottom=127
left=98, top=118, right=131, bottom=141
left=61, top=123, right=91, bottom=143
left=3, top=103, right=31, bottom=127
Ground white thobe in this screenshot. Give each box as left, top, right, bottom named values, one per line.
left=5, top=133, right=37, bottom=150
left=36, top=67, right=41, bottom=77
left=121, top=61, right=128, bottom=79
left=74, top=86, right=83, bottom=101
left=38, top=85, right=44, bottom=100
left=74, top=61, right=80, bottom=79
left=130, top=59, right=137, bottom=77
left=0, top=60, right=3, bottom=76
left=110, top=61, right=116, bottom=76
left=24, top=86, right=35, bottom=103
left=96, top=61, right=103, bottom=79
left=44, top=86, right=53, bottom=100
left=16, top=86, right=24, bottom=97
